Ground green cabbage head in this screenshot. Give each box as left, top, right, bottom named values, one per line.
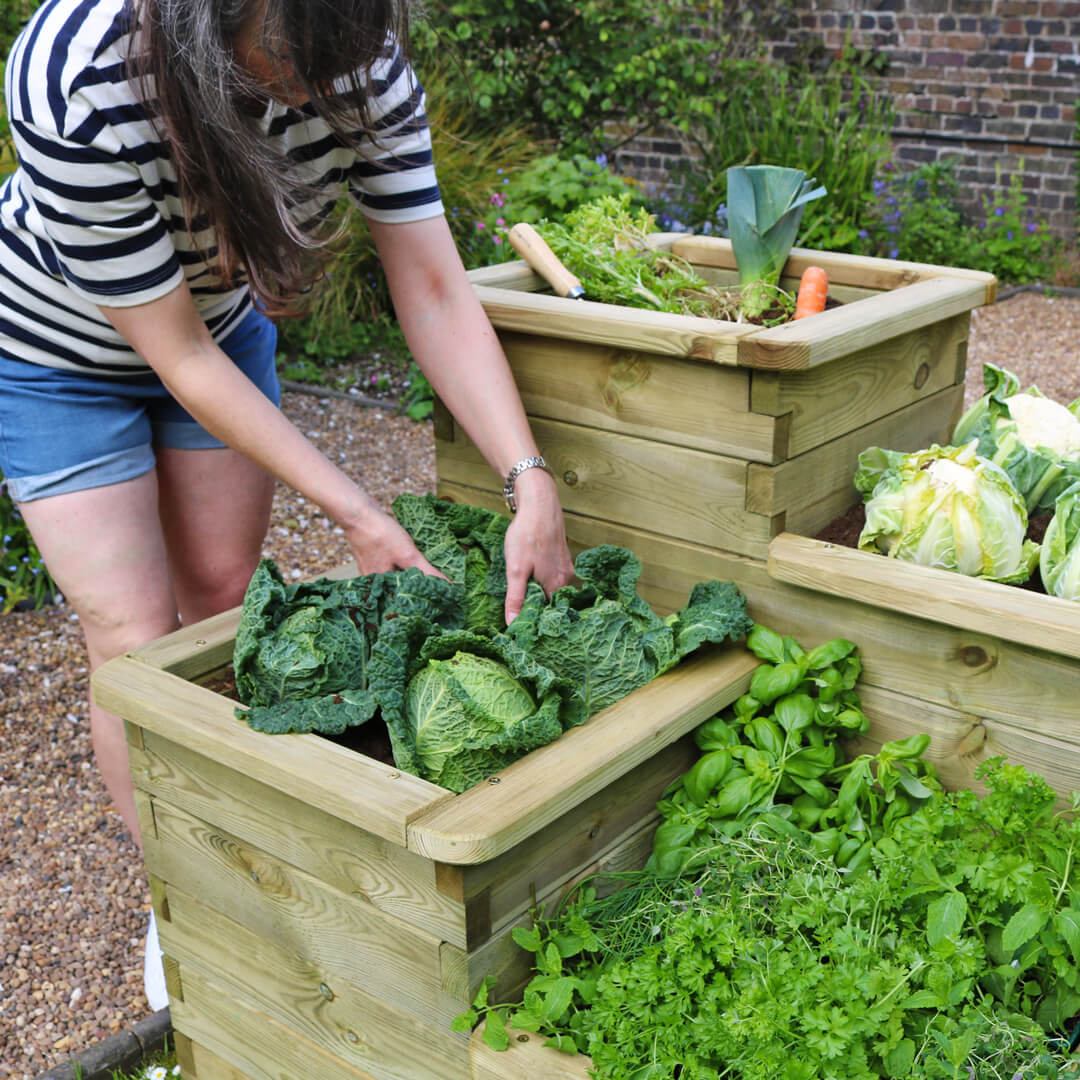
left=404, top=651, right=560, bottom=792
left=952, top=362, right=1080, bottom=512
left=854, top=441, right=1040, bottom=584
left=1039, top=481, right=1080, bottom=601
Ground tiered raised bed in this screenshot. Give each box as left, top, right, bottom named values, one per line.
left=92, top=603, right=756, bottom=1080
left=91, top=239, right=1080, bottom=1080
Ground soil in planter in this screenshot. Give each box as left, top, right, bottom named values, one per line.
left=815, top=504, right=1052, bottom=595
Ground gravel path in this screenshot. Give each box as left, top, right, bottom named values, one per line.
left=2, top=291, right=1079, bottom=1079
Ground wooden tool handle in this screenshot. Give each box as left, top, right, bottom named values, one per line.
left=507, top=223, right=585, bottom=299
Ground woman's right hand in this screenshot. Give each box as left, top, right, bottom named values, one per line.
left=342, top=500, right=446, bottom=579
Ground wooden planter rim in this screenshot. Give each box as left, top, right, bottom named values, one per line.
left=466, top=234, right=997, bottom=372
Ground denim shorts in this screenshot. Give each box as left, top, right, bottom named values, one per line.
left=0, top=306, right=280, bottom=503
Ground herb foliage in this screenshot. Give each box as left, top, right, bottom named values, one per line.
left=457, top=627, right=1080, bottom=1078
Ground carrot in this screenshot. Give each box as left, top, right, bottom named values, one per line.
left=793, top=266, right=829, bottom=320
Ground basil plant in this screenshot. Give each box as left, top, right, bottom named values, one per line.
left=953, top=362, right=1080, bottom=512
left=855, top=441, right=1040, bottom=584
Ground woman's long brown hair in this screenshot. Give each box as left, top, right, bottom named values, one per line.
left=130, top=0, right=411, bottom=315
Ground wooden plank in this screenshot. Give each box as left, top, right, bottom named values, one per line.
left=768, top=533, right=1080, bottom=661
left=471, top=1026, right=592, bottom=1080
left=458, top=737, right=697, bottom=945
left=852, top=684, right=1080, bottom=806
left=172, top=976, right=385, bottom=1080
left=451, top=813, right=666, bottom=1002
left=671, top=235, right=998, bottom=301
left=435, top=415, right=780, bottom=558
left=748, top=313, right=969, bottom=453
left=499, top=331, right=785, bottom=463
left=128, top=728, right=466, bottom=946
left=471, top=284, right=757, bottom=365
left=162, top=883, right=469, bottom=1080
left=735, top=277, right=987, bottom=371
left=746, top=385, right=963, bottom=534
left=182, top=1038, right=254, bottom=1080
left=143, top=796, right=464, bottom=1026
left=406, top=645, right=757, bottom=863
left=92, top=655, right=449, bottom=848
left=129, top=561, right=359, bottom=678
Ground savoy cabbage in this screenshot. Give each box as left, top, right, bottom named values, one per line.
left=232, top=494, right=753, bottom=792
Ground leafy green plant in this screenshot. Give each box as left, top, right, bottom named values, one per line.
left=1040, top=481, right=1080, bottom=601
left=676, top=62, right=895, bottom=253
left=0, top=478, right=57, bottom=613
left=972, top=166, right=1055, bottom=284
left=854, top=441, right=1042, bottom=584
left=859, top=160, right=983, bottom=267
left=233, top=494, right=753, bottom=791
left=454, top=628, right=1080, bottom=1077
left=411, top=0, right=791, bottom=156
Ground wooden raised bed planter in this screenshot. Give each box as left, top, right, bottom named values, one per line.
left=447, top=237, right=996, bottom=561
left=91, top=598, right=757, bottom=1080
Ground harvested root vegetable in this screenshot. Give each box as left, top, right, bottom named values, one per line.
left=793, top=266, right=829, bottom=319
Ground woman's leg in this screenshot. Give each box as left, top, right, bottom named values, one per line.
left=16, top=472, right=181, bottom=850
left=154, top=445, right=276, bottom=625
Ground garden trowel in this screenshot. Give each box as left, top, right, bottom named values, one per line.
left=507, top=222, right=585, bottom=300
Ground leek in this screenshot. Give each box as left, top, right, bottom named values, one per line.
left=726, top=165, right=826, bottom=319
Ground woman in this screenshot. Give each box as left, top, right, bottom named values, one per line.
left=0, top=0, right=573, bottom=1007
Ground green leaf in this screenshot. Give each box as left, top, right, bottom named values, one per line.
left=482, top=1011, right=510, bottom=1051
left=747, top=624, right=786, bottom=663
left=927, top=891, right=968, bottom=946
left=1002, top=902, right=1052, bottom=954
left=899, top=988, right=944, bottom=1010
left=1053, top=908, right=1080, bottom=964
left=450, top=1009, right=477, bottom=1032
left=749, top=662, right=804, bottom=705
left=511, top=926, right=543, bottom=953
left=883, top=1039, right=915, bottom=1078
left=803, top=638, right=856, bottom=670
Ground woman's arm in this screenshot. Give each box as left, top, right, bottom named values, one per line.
left=367, top=214, right=574, bottom=619
left=100, top=285, right=443, bottom=578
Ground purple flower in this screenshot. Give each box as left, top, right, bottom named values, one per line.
left=888, top=247, right=899, bottom=258
left=693, top=886, right=704, bottom=898
left=595, top=153, right=608, bottom=168
left=995, top=206, right=1005, bottom=216
left=1027, top=222, right=1037, bottom=233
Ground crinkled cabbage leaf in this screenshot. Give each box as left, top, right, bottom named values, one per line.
left=505, top=545, right=754, bottom=716
left=233, top=559, right=462, bottom=733
left=373, top=623, right=584, bottom=793
left=232, top=497, right=753, bottom=792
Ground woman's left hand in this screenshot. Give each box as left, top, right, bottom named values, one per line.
left=503, top=468, right=575, bottom=623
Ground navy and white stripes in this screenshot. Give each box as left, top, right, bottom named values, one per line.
left=0, top=0, right=443, bottom=374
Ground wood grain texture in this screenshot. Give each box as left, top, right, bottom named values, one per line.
left=471, top=1026, right=593, bottom=1080
left=735, top=277, right=987, bottom=371
left=768, top=533, right=1080, bottom=661
left=127, top=728, right=466, bottom=946
left=745, top=385, right=963, bottom=534
left=436, top=414, right=780, bottom=558
left=498, top=331, right=785, bottom=463
left=143, top=796, right=467, bottom=1027
left=471, top=284, right=753, bottom=364
left=93, top=655, right=449, bottom=847
left=407, top=646, right=758, bottom=863
left=161, top=882, right=469, bottom=1080
left=747, top=313, right=968, bottom=452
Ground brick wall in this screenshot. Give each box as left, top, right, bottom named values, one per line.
left=611, top=0, right=1078, bottom=239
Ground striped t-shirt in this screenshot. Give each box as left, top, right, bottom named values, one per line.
left=0, top=0, right=444, bottom=374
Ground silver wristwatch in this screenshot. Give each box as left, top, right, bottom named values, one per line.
left=502, top=455, right=552, bottom=513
